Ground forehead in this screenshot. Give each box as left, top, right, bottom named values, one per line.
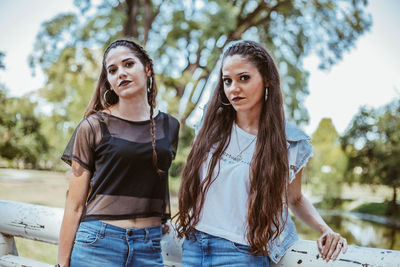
left=105, top=46, right=139, bottom=66
left=222, top=55, right=257, bottom=75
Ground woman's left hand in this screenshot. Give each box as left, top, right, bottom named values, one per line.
left=317, top=230, right=348, bottom=262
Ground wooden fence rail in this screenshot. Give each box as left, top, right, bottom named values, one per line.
left=0, top=200, right=399, bottom=267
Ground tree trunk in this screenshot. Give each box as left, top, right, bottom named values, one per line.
left=124, top=0, right=139, bottom=39
left=389, top=185, right=398, bottom=218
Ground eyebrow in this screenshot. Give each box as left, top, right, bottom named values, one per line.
left=222, top=71, right=249, bottom=78
left=107, top=58, right=135, bottom=69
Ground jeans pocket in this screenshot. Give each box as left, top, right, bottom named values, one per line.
left=232, top=242, right=252, bottom=254
left=74, top=226, right=99, bottom=246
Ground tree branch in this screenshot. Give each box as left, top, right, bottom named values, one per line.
left=123, top=0, right=139, bottom=39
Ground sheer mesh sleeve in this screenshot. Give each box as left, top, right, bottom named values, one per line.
left=168, top=115, right=180, bottom=159
left=61, top=118, right=96, bottom=173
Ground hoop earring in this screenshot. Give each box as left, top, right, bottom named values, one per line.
left=265, top=87, right=269, bottom=102
left=147, top=76, right=153, bottom=94
left=221, top=100, right=231, bottom=106
left=104, top=90, right=111, bottom=104
left=220, top=91, right=231, bottom=106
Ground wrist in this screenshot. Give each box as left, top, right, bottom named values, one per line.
left=319, top=225, right=332, bottom=235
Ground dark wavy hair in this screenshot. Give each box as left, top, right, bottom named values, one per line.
left=84, top=39, right=161, bottom=174
left=175, top=40, right=289, bottom=255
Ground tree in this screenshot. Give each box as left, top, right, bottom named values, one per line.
left=30, top=0, right=371, bottom=124
left=341, top=100, right=400, bottom=217
left=305, top=118, right=348, bottom=206
left=0, top=88, right=49, bottom=169
left=29, top=0, right=372, bottom=170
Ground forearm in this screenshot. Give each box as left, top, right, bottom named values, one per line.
left=57, top=206, right=84, bottom=267
left=289, top=194, right=331, bottom=235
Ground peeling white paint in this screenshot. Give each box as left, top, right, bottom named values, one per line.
left=1, top=200, right=399, bottom=267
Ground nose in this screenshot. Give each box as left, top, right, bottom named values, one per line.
left=227, top=81, right=241, bottom=94
left=117, top=67, right=127, bottom=79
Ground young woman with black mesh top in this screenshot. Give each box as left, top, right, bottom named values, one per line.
left=56, top=40, right=179, bottom=267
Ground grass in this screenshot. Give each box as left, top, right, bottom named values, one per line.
left=0, top=168, right=182, bottom=264
left=0, top=168, right=68, bottom=264
left=14, top=238, right=58, bottom=265
left=352, top=202, right=400, bottom=221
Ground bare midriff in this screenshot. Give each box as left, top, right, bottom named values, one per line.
left=102, top=217, right=161, bottom=229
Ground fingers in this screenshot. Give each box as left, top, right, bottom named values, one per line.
left=331, top=239, right=344, bottom=260
left=317, top=233, right=326, bottom=254
left=342, top=238, right=348, bottom=254
left=319, top=234, right=348, bottom=262
left=323, top=233, right=340, bottom=261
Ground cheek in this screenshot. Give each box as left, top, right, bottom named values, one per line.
left=107, top=74, right=115, bottom=86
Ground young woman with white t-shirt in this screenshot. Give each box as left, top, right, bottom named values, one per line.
left=175, top=40, right=347, bottom=266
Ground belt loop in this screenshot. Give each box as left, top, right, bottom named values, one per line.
left=99, top=221, right=106, bottom=238
left=145, top=228, right=149, bottom=242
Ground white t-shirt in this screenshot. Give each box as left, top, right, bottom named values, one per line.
left=195, top=123, right=256, bottom=245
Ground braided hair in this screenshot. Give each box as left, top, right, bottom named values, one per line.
left=85, top=39, right=162, bottom=175
left=176, top=40, right=288, bottom=255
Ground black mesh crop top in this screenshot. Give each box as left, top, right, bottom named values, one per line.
left=61, top=111, right=179, bottom=223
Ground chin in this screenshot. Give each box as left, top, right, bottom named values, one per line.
left=119, top=88, right=145, bottom=99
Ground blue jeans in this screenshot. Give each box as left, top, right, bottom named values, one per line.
left=182, top=230, right=270, bottom=267
left=70, top=220, right=163, bottom=267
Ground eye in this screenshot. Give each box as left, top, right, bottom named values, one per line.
left=223, top=78, right=232, bottom=85
left=125, top=61, right=134, bottom=67
left=108, top=68, right=117, bottom=74
left=240, top=75, right=250, bottom=81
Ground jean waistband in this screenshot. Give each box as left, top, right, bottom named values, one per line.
left=79, top=220, right=162, bottom=239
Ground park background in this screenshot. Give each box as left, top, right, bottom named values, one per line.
left=0, top=0, right=399, bottom=264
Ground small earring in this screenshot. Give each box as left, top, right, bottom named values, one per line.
left=147, top=76, right=153, bottom=94
left=265, top=87, right=269, bottom=101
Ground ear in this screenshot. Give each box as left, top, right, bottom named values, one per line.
left=264, top=81, right=270, bottom=87
left=146, top=65, right=152, bottom=77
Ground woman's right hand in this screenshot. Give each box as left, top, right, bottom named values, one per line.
left=317, top=229, right=348, bottom=262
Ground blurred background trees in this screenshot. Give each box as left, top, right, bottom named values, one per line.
left=341, top=99, right=400, bottom=217
left=23, top=0, right=371, bottom=169
left=305, top=118, right=348, bottom=208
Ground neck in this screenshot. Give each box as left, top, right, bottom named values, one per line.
left=111, top=94, right=152, bottom=121
left=235, top=108, right=261, bottom=135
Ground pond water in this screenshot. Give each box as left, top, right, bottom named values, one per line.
left=293, top=210, right=400, bottom=250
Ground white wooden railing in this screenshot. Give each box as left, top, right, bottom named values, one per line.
left=0, top=200, right=400, bottom=267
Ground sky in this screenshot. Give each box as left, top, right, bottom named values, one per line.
left=0, top=0, right=399, bottom=135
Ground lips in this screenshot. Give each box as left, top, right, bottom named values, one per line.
left=232, top=96, right=245, bottom=103
left=119, top=80, right=132, bottom=87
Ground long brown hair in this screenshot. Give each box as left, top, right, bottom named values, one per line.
left=175, top=40, right=289, bottom=255
left=84, top=39, right=161, bottom=174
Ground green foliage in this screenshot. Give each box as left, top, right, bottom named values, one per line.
left=0, top=86, right=49, bottom=168
left=305, top=118, right=348, bottom=202
left=353, top=202, right=400, bottom=221
left=28, top=0, right=371, bottom=167
left=169, top=126, right=195, bottom=178
left=342, top=100, right=400, bottom=216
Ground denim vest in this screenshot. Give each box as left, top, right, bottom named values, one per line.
left=268, top=121, right=313, bottom=264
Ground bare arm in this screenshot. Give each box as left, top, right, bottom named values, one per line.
left=57, top=162, right=90, bottom=267
left=288, top=169, right=347, bottom=262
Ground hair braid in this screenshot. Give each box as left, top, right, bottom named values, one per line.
left=86, top=39, right=163, bottom=175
